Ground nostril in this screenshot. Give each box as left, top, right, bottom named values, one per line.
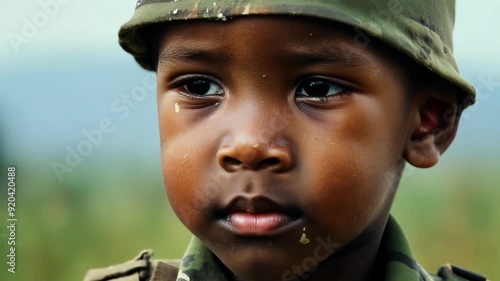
left=262, top=157, right=280, bottom=168
left=217, top=142, right=293, bottom=172
left=222, top=156, right=280, bottom=170
left=224, top=157, right=242, bottom=167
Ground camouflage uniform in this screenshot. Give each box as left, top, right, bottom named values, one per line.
left=83, top=216, right=488, bottom=281
left=84, top=1, right=487, bottom=280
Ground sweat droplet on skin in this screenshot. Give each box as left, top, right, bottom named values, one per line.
left=175, top=103, right=180, bottom=113
left=299, top=227, right=310, bottom=245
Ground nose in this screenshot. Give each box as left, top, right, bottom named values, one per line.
left=217, top=137, right=293, bottom=173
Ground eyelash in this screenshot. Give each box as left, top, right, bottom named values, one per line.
left=170, top=74, right=224, bottom=98
left=295, top=76, right=352, bottom=102
left=169, top=75, right=352, bottom=103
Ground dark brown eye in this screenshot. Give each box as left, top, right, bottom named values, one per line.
left=296, top=78, right=346, bottom=98
left=181, top=79, right=223, bottom=96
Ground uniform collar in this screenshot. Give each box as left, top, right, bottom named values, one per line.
left=381, top=216, right=435, bottom=281
left=175, top=238, right=228, bottom=281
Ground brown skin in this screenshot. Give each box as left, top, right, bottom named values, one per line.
left=156, top=17, right=460, bottom=281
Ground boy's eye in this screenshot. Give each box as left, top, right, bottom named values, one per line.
left=178, top=78, right=224, bottom=96
left=296, top=78, right=347, bottom=98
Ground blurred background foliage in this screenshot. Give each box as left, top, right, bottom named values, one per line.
left=1, top=1, right=499, bottom=281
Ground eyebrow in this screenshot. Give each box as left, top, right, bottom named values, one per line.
left=158, top=43, right=375, bottom=71
left=158, top=44, right=226, bottom=70
left=287, top=44, right=376, bottom=71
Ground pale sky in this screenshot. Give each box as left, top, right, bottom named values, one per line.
left=1, top=0, right=499, bottom=65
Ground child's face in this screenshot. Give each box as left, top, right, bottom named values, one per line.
left=157, top=17, right=415, bottom=280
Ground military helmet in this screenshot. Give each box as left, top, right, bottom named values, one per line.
left=119, top=0, right=475, bottom=105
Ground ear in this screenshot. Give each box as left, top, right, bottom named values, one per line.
left=404, top=83, right=462, bottom=168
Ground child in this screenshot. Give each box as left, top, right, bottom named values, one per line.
left=85, top=1, right=487, bottom=280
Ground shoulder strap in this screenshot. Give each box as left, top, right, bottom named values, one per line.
left=432, top=264, right=489, bottom=281
left=149, top=260, right=179, bottom=281
left=83, top=250, right=180, bottom=281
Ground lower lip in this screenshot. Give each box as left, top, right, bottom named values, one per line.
left=227, top=212, right=294, bottom=235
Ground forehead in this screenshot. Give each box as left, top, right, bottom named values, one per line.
left=159, top=16, right=357, bottom=42
left=156, top=16, right=391, bottom=70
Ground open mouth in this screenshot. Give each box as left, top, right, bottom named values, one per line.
left=216, top=196, right=302, bottom=236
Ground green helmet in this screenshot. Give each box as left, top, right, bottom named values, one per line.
left=118, top=0, right=475, bottom=105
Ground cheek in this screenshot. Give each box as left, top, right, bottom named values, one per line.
left=158, top=98, right=206, bottom=230
left=159, top=116, right=220, bottom=234
left=302, top=150, right=390, bottom=241
left=162, top=142, right=223, bottom=236
left=300, top=96, right=401, bottom=239
left=161, top=143, right=201, bottom=229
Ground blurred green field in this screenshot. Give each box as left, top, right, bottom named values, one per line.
left=0, top=158, right=499, bottom=281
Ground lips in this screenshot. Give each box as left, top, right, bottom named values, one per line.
left=228, top=212, right=293, bottom=234
left=217, top=196, right=301, bottom=236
